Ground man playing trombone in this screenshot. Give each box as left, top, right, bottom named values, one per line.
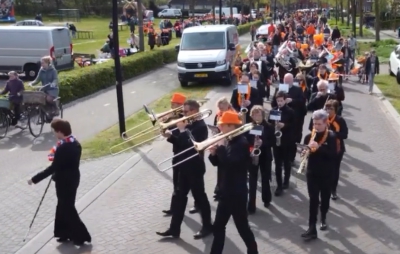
left=300, top=109, right=337, bottom=241
left=156, top=100, right=213, bottom=239
left=208, top=111, right=259, bottom=254
left=161, top=92, right=186, bottom=216
left=247, top=105, right=275, bottom=213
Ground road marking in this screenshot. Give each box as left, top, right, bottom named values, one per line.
left=104, top=103, right=110, bottom=107
left=9, top=146, right=18, bottom=152
left=131, top=91, right=136, bottom=94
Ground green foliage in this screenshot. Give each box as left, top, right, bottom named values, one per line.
left=369, top=39, right=398, bottom=47
left=58, top=20, right=263, bottom=104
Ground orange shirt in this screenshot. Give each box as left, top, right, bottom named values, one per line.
left=306, top=25, right=315, bottom=35
left=268, top=25, right=275, bottom=35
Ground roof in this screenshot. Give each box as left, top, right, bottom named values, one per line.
left=183, top=25, right=235, bottom=33
left=0, top=26, right=67, bottom=31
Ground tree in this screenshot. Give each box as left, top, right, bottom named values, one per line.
left=375, top=0, right=380, bottom=40
left=358, top=0, right=363, bottom=36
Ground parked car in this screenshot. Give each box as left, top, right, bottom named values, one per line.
left=389, top=45, right=400, bottom=84
left=15, top=20, right=44, bottom=26
left=158, top=9, right=182, bottom=18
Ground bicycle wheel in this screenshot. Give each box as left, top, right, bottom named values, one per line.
left=28, top=107, right=44, bottom=138
left=0, top=111, right=9, bottom=139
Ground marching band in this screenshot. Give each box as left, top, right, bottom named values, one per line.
left=113, top=9, right=354, bottom=254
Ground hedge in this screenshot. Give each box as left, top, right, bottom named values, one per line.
left=59, top=20, right=263, bottom=103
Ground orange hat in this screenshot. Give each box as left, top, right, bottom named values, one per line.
left=171, top=93, right=186, bottom=104
left=328, top=73, right=339, bottom=80
left=217, top=111, right=242, bottom=125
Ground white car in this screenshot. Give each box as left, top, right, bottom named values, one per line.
left=389, top=45, right=400, bottom=84
left=158, top=9, right=182, bottom=18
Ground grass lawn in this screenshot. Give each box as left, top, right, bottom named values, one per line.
left=357, top=39, right=397, bottom=63
left=81, top=86, right=211, bottom=159
left=374, top=74, right=400, bottom=114
left=328, top=20, right=374, bottom=39
left=2, top=16, right=179, bottom=55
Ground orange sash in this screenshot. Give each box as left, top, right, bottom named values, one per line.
left=328, top=115, right=341, bottom=153
left=237, top=84, right=251, bottom=106
left=309, top=128, right=329, bottom=153
left=300, top=81, right=307, bottom=92
left=317, top=72, right=328, bottom=80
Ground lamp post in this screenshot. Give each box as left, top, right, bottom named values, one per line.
left=112, top=0, right=126, bottom=136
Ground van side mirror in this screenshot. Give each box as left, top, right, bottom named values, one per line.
left=228, top=43, right=235, bottom=51
left=175, top=44, right=180, bottom=52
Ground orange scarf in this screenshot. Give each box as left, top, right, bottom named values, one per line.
left=300, top=81, right=307, bottom=92
left=309, top=128, right=329, bottom=153
left=317, top=72, right=328, bottom=80
left=328, top=115, right=341, bottom=153
left=237, top=84, right=251, bottom=106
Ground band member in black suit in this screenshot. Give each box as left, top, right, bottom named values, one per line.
left=230, top=73, right=262, bottom=123
left=28, top=119, right=91, bottom=246
left=249, top=70, right=267, bottom=103
left=301, top=109, right=337, bottom=240
left=276, top=48, right=297, bottom=83
left=310, top=64, right=330, bottom=93
left=247, top=105, right=275, bottom=212
left=307, top=80, right=336, bottom=130
left=327, top=73, right=345, bottom=116
left=212, top=97, right=235, bottom=201
left=269, top=91, right=296, bottom=196
left=208, top=111, right=259, bottom=254
left=272, top=73, right=307, bottom=163
left=325, top=100, right=348, bottom=200
left=157, top=100, right=212, bottom=239
left=162, top=93, right=186, bottom=215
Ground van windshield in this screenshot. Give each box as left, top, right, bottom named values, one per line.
left=181, top=32, right=226, bottom=50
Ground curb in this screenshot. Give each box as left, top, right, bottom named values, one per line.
left=15, top=151, right=148, bottom=254
left=373, top=83, right=400, bottom=135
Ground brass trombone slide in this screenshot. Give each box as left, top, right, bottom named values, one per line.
left=109, top=109, right=213, bottom=156
left=158, top=123, right=255, bottom=172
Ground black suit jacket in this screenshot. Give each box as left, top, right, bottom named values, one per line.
left=272, top=85, right=306, bottom=117
left=230, top=86, right=261, bottom=123
left=268, top=105, right=296, bottom=146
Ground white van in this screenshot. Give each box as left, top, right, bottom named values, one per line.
left=176, top=25, right=239, bottom=87
left=158, top=9, right=182, bottom=18
left=0, top=26, right=74, bottom=80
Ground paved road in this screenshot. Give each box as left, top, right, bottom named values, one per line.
left=34, top=67, right=400, bottom=253
left=0, top=33, right=253, bottom=254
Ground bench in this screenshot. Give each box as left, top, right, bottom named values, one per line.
left=118, top=23, right=127, bottom=30
left=76, top=30, right=94, bottom=39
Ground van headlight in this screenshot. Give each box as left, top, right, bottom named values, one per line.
left=216, top=60, right=226, bottom=66
left=177, top=62, right=185, bottom=67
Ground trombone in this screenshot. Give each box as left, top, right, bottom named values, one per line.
left=109, top=108, right=213, bottom=156
left=157, top=123, right=255, bottom=172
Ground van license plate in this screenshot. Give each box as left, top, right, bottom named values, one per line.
left=194, top=74, right=208, bottom=78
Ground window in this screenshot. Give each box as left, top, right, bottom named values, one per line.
left=174, top=10, right=180, bottom=15
left=181, top=32, right=226, bottom=50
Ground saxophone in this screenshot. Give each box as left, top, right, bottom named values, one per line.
left=239, top=94, right=248, bottom=124
left=251, top=122, right=262, bottom=165
left=297, top=132, right=317, bottom=174
left=274, top=108, right=282, bottom=146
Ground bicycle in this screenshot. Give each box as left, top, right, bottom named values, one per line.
left=0, top=96, right=28, bottom=139
left=23, top=85, right=64, bottom=138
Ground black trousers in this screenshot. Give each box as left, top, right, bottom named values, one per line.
left=248, top=158, right=272, bottom=209
left=291, top=116, right=305, bottom=161
left=332, top=151, right=344, bottom=194
left=55, top=182, right=91, bottom=242
left=211, top=194, right=258, bottom=254
left=168, top=166, right=180, bottom=211
left=214, top=166, right=223, bottom=197
left=307, top=173, right=331, bottom=226
left=169, top=169, right=212, bottom=233
left=273, top=146, right=292, bottom=188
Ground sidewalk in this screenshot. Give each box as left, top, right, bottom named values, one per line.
left=32, top=72, right=400, bottom=253
left=5, top=33, right=253, bottom=254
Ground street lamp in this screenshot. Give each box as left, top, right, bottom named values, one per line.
left=112, top=0, right=126, bottom=136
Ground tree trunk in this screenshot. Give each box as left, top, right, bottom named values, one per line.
left=352, top=0, right=356, bottom=36
left=359, top=0, right=363, bottom=36
left=137, top=0, right=145, bottom=51
left=374, top=0, right=380, bottom=41
left=212, top=0, right=216, bottom=24
left=347, top=0, right=350, bottom=26
left=341, top=0, right=344, bottom=23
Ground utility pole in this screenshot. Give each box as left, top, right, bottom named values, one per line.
left=111, top=0, right=126, bottom=136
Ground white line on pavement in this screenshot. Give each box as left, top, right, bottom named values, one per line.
left=104, top=103, right=110, bottom=107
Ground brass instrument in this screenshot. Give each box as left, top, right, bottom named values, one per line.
left=274, top=108, right=282, bottom=146
left=323, top=95, right=330, bottom=110
left=120, top=99, right=209, bottom=140
left=109, top=108, right=212, bottom=156
left=251, top=122, right=262, bottom=165
left=276, top=55, right=293, bottom=72
left=239, top=94, right=248, bottom=124
left=296, top=131, right=317, bottom=174
left=157, top=123, right=255, bottom=172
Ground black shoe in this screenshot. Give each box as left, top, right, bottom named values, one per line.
left=162, top=209, right=173, bottom=215
left=56, top=237, right=70, bottom=243
left=331, top=192, right=338, bottom=200
left=193, top=227, right=212, bottom=239
left=320, top=220, right=328, bottom=231
left=156, top=229, right=180, bottom=238
left=263, top=202, right=270, bottom=208
left=282, top=182, right=289, bottom=189
left=301, top=227, right=317, bottom=240
left=189, top=207, right=198, bottom=214
left=274, top=187, right=283, bottom=196
left=73, top=240, right=85, bottom=246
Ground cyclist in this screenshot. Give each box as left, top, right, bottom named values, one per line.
left=0, top=71, right=24, bottom=126
left=29, top=56, right=60, bottom=121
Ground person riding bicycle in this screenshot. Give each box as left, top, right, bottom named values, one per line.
left=0, top=71, right=25, bottom=126
left=29, top=56, right=60, bottom=120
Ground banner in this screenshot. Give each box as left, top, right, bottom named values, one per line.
left=0, top=0, right=16, bottom=23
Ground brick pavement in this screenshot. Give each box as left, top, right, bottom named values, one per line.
left=1, top=33, right=253, bottom=254
left=35, top=76, right=400, bottom=254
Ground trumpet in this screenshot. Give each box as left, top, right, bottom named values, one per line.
left=274, top=109, right=282, bottom=146
left=296, top=131, right=317, bottom=174
left=109, top=109, right=212, bottom=156
left=239, top=94, right=248, bottom=124
left=157, top=123, right=255, bottom=172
